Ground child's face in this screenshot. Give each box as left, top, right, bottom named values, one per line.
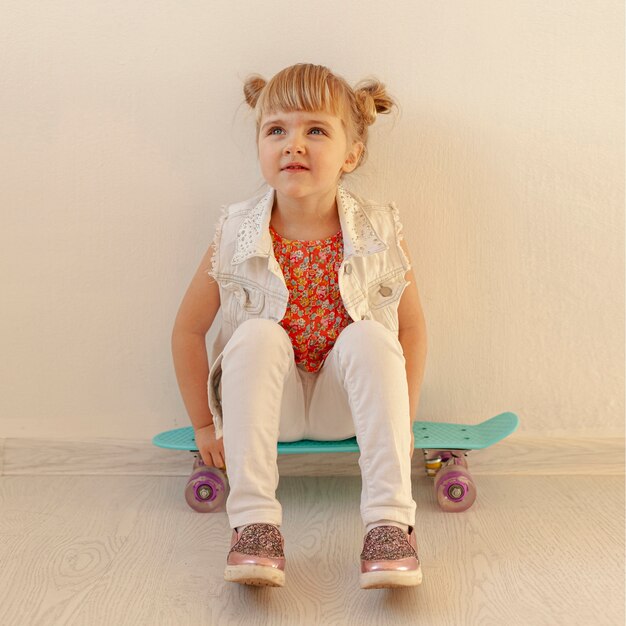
left=257, top=109, right=363, bottom=202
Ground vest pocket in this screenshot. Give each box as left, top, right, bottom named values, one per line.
left=366, top=278, right=409, bottom=331
left=222, top=281, right=266, bottom=323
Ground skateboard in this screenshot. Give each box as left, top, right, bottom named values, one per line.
left=153, top=411, right=519, bottom=514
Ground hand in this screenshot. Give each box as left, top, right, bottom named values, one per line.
left=410, top=429, right=415, bottom=460
left=195, top=424, right=226, bottom=469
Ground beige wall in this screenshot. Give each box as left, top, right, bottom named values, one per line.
left=1, top=1, right=623, bottom=439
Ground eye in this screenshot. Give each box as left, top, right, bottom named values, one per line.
left=310, top=127, right=326, bottom=135
left=268, top=127, right=284, bottom=135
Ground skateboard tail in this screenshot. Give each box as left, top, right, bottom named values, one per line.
left=412, top=411, right=519, bottom=451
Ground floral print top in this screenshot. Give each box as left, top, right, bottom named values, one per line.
left=269, top=224, right=353, bottom=372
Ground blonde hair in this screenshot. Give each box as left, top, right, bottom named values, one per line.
left=243, top=63, right=397, bottom=170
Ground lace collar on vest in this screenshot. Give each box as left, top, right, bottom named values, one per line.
left=231, top=183, right=387, bottom=265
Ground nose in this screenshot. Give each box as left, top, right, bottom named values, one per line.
left=283, top=135, right=305, bottom=155
left=283, top=144, right=304, bottom=155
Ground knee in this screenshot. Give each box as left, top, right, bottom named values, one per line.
left=225, top=319, right=293, bottom=358
left=335, top=320, right=400, bottom=359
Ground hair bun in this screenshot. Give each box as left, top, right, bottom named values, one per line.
left=243, top=75, right=267, bottom=108
left=354, top=79, right=394, bottom=126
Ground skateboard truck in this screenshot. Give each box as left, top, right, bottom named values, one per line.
left=423, top=449, right=467, bottom=476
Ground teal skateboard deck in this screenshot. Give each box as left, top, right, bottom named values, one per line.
left=153, top=411, right=519, bottom=454
left=153, top=412, right=519, bottom=513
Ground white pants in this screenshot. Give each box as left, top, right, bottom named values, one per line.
left=220, top=318, right=417, bottom=530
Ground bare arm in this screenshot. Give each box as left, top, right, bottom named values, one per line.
left=396, top=238, right=428, bottom=425
left=171, top=242, right=221, bottom=431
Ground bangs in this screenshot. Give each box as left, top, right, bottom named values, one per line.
left=255, top=65, right=350, bottom=127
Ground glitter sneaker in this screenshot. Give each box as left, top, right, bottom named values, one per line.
left=360, top=525, right=423, bottom=589
left=224, top=523, right=286, bottom=587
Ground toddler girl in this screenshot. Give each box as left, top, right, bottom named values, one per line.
left=171, top=63, right=428, bottom=589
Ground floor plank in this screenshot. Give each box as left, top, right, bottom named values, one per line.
left=0, top=473, right=623, bottom=625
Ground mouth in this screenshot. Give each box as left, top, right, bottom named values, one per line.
left=282, top=164, right=309, bottom=172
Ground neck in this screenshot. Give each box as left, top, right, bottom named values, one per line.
left=274, top=185, right=337, bottom=221
left=270, top=185, right=341, bottom=240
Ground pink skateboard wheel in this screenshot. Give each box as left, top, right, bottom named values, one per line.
left=434, top=462, right=477, bottom=512
left=184, top=456, right=229, bottom=513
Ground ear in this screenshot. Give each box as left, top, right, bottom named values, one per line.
left=342, top=141, right=364, bottom=173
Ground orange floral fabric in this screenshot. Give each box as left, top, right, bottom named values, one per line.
left=270, top=224, right=353, bottom=372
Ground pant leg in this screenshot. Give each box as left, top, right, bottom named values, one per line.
left=306, top=320, right=417, bottom=528
left=220, top=318, right=306, bottom=529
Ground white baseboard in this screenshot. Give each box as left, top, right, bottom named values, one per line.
left=1, top=435, right=623, bottom=476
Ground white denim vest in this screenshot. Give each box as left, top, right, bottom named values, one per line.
left=206, top=182, right=411, bottom=438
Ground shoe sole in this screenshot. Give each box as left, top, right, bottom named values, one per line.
left=224, top=564, right=285, bottom=587
left=360, top=567, right=423, bottom=589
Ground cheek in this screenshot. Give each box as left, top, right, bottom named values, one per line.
left=258, top=144, right=274, bottom=167
left=322, top=146, right=348, bottom=167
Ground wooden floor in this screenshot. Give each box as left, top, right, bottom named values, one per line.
left=0, top=441, right=623, bottom=625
